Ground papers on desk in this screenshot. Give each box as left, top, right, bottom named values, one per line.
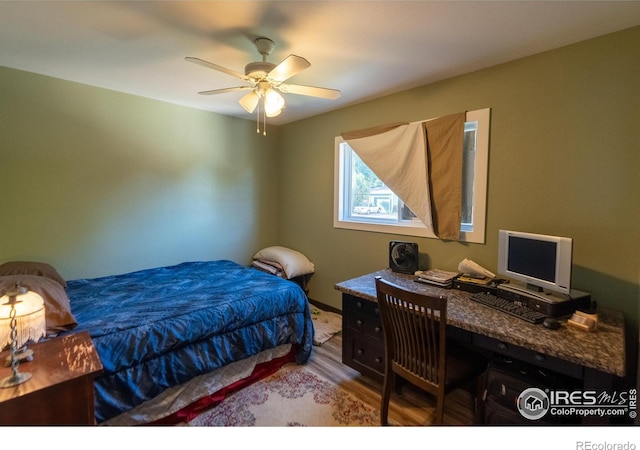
left=458, top=258, right=495, bottom=279
left=457, top=275, right=493, bottom=285
left=415, top=269, right=459, bottom=288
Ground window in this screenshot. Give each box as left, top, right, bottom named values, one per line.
left=333, top=108, right=490, bottom=243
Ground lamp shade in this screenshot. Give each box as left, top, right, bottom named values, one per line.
left=0, top=288, right=46, bottom=350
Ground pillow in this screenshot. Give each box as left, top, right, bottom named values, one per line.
left=0, top=261, right=67, bottom=288
left=253, top=246, right=315, bottom=279
left=0, top=275, right=77, bottom=334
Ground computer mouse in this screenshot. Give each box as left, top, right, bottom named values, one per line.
left=542, top=317, right=561, bottom=330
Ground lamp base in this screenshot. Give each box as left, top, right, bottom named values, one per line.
left=4, top=348, right=33, bottom=367
left=0, top=371, right=32, bottom=388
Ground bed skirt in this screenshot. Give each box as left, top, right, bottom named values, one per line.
left=102, top=344, right=295, bottom=426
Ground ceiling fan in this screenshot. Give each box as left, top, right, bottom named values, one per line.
left=186, top=37, right=341, bottom=134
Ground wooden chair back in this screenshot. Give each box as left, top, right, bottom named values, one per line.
left=376, top=276, right=447, bottom=393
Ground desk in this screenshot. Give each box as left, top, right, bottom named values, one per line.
left=335, top=269, right=626, bottom=394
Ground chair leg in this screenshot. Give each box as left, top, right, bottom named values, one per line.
left=380, top=372, right=394, bottom=426
left=434, top=392, right=445, bottom=425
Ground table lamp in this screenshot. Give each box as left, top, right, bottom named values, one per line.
left=0, top=283, right=46, bottom=388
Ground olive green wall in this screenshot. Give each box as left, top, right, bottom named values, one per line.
left=0, top=67, right=280, bottom=279
left=277, top=27, right=639, bottom=376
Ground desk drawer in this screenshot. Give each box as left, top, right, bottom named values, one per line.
left=343, top=309, right=383, bottom=340
left=343, top=331, right=385, bottom=383
left=472, top=334, right=583, bottom=380
left=343, top=294, right=380, bottom=316
left=342, top=294, right=383, bottom=340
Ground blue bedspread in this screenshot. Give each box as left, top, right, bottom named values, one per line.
left=66, top=260, right=314, bottom=423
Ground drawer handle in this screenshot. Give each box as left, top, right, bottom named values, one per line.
left=375, top=357, right=382, bottom=363
left=497, top=342, right=508, bottom=352
left=374, top=307, right=379, bottom=315
left=357, top=349, right=364, bottom=355
left=535, top=354, right=546, bottom=363
left=374, top=326, right=381, bottom=333
left=356, top=301, right=362, bottom=309
left=356, top=320, right=363, bottom=327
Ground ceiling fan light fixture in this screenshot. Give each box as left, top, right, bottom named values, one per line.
left=264, top=89, right=285, bottom=116
left=239, top=91, right=260, bottom=113
left=266, top=108, right=282, bottom=118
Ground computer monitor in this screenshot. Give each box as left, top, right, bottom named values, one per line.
left=497, top=229, right=573, bottom=295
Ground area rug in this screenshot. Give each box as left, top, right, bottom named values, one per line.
left=311, top=306, right=342, bottom=345
left=188, top=363, right=380, bottom=426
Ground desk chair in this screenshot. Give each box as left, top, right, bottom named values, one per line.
left=375, top=276, right=486, bottom=425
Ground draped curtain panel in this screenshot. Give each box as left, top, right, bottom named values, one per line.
left=423, top=112, right=465, bottom=240
left=342, top=112, right=465, bottom=240
left=342, top=122, right=433, bottom=232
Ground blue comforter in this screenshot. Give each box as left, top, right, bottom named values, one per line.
left=66, top=260, right=314, bottom=423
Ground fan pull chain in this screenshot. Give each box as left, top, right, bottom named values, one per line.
left=254, top=99, right=269, bottom=136
left=256, top=101, right=260, bottom=134
left=263, top=102, right=267, bottom=136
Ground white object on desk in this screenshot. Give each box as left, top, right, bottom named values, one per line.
left=458, top=258, right=495, bottom=279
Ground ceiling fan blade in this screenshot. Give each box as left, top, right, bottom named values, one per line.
left=198, top=86, right=254, bottom=95
left=278, top=83, right=341, bottom=100
left=239, top=91, right=260, bottom=113
left=185, top=57, right=251, bottom=82
left=268, top=55, right=310, bottom=83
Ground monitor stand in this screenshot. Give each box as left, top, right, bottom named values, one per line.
left=497, top=282, right=591, bottom=318
left=498, top=282, right=568, bottom=304
left=526, top=283, right=544, bottom=293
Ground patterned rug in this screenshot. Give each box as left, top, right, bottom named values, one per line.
left=188, top=363, right=380, bottom=426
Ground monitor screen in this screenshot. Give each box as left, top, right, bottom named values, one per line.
left=497, top=230, right=572, bottom=295
left=507, top=236, right=556, bottom=283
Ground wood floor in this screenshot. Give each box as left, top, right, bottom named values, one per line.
left=304, top=333, right=479, bottom=426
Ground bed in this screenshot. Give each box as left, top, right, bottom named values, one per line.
left=0, top=259, right=314, bottom=424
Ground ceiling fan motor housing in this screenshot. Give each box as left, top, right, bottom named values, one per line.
left=245, top=61, right=276, bottom=80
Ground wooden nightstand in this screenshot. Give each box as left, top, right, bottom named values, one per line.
left=0, top=331, right=103, bottom=425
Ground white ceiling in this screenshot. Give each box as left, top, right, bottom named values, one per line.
left=1, top=1, right=639, bottom=125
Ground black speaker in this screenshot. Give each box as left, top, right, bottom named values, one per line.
left=389, top=241, right=419, bottom=274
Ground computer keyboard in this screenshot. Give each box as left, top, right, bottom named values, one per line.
left=470, top=292, right=547, bottom=324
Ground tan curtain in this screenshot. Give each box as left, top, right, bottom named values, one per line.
left=341, top=112, right=465, bottom=240
left=341, top=122, right=408, bottom=140
left=342, top=122, right=434, bottom=233
left=424, top=112, right=465, bottom=240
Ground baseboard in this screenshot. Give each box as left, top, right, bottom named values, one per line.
left=308, top=298, right=341, bottom=315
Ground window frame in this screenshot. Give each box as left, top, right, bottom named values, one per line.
left=333, top=108, right=490, bottom=243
